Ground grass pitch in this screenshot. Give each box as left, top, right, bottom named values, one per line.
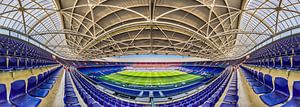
left=99, top=70, right=203, bottom=86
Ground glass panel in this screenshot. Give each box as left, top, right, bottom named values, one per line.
left=0, top=29, right=9, bottom=35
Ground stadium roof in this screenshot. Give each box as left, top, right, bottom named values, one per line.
left=0, top=0, right=300, bottom=60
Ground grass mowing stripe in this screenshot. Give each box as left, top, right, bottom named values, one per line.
left=100, top=70, right=203, bottom=86
left=117, top=70, right=186, bottom=77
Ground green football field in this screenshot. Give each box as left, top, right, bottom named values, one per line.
left=99, top=70, right=203, bottom=86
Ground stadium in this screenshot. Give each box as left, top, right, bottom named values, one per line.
left=0, top=0, right=300, bottom=107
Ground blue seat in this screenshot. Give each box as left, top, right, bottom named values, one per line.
left=261, top=59, right=266, bottom=67
left=293, top=55, right=300, bottom=69
left=0, top=56, right=12, bottom=71
left=274, top=57, right=282, bottom=68
left=282, top=81, right=300, bottom=107
left=0, top=47, right=6, bottom=55
left=152, top=91, right=161, bottom=97
left=0, top=84, right=13, bottom=107
left=7, top=48, right=15, bottom=56
left=18, top=58, right=26, bottom=70
left=66, top=105, right=81, bottom=107
left=224, top=93, right=239, bottom=103
left=257, top=72, right=264, bottom=82
left=8, top=57, right=18, bottom=69
left=260, top=77, right=290, bottom=106
left=268, top=58, right=274, bottom=67
left=250, top=72, right=263, bottom=85
left=26, top=59, right=33, bottom=68
left=282, top=56, right=291, bottom=69
left=248, top=71, right=263, bottom=87
left=141, top=91, right=149, bottom=97
left=202, top=101, right=214, bottom=107
left=294, top=47, right=300, bottom=55
left=64, top=96, right=79, bottom=105
left=220, top=103, right=238, bottom=107
left=27, top=76, right=49, bottom=97
left=65, top=91, right=76, bottom=97
left=287, top=47, right=294, bottom=55
left=84, top=97, right=96, bottom=106
left=9, top=80, right=41, bottom=107
left=253, top=74, right=273, bottom=94
left=44, top=72, right=56, bottom=84
left=241, top=69, right=255, bottom=80
left=37, top=74, right=53, bottom=89
left=264, top=58, right=269, bottom=67
left=65, top=87, right=75, bottom=92
left=32, top=59, right=39, bottom=68
left=90, top=102, right=101, bottom=107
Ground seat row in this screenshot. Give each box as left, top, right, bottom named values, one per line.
left=158, top=69, right=231, bottom=107
left=250, top=35, right=300, bottom=59
left=181, top=61, right=229, bottom=68
left=180, top=66, right=224, bottom=75
left=220, top=70, right=239, bottom=107
left=255, top=44, right=300, bottom=58
left=70, top=71, right=145, bottom=107
left=161, top=77, right=210, bottom=97
left=0, top=56, right=57, bottom=71
left=0, top=66, right=62, bottom=107
left=202, top=70, right=235, bottom=107
left=245, top=55, right=300, bottom=70
left=78, top=66, right=125, bottom=78
left=64, top=71, right=81, bottom=107
left=0, top=35, right=53, bottom=60
left=240, top=66, right=300, bottom=106
left=245, top=34, right=300, bottom=69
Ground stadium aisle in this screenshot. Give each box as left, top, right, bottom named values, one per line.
left=237, top=68, right=266, bottom=107
left=39, top=68, right=64, bottom=106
